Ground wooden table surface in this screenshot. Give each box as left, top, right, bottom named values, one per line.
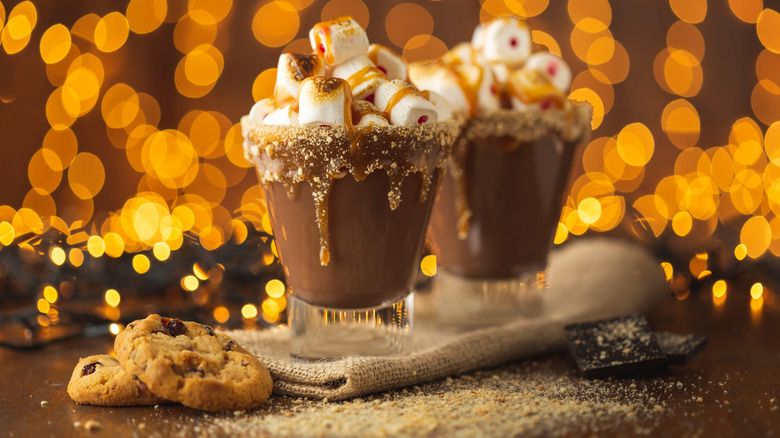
left=1, top=288, right=778, bottom=437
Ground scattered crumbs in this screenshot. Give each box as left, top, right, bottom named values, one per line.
left=138, top=423, right=146, bottom=429
left=73, top=421, right=81, bottom=428
left=40, top=401, right=48, bottom=407
left=154, top=404, right=160, bottom=409
left=84, top=420, right=101, bottom=432
left=696, top=397, right=703, bottom=403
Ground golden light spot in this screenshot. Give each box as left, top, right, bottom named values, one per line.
left=94, top=12, right=129, bottom=53
left=188, top=0, right=232, bottom=25
left=729, top=0, right=764, bottom=23
left=50, top=246, right=66, bottom=266
left=46, top=88, right=76, bottom=130
left=133, top=254, right=151, bottom=274
left=103, top=232, right=125, bottom=258
left=553, top=222, right=568, bottom=244
left=109, top=323, right=122, bottom=335
left=664, top=49, right=703, bottom=97
left=2, top=1, right=37, bottom=55
left=670, top=0, right=707, bottom=23
left=181, top=275, right=199, bottom=291
left=187, top=112, right=221, bottom=157
left=567, top=0, right=611, bottom=28
left=69, top=248, right=84, bottom=267
left=321, top=0, right=369, bottom=28
left=632, top=195, right=668, bottom=237
left=232, top=219, right=248, bottom=244
left=734, top=243, right=748, bottom=260
left=71, top=13, right=100, bottom=43
left=0, top=222, right=14, bottom=246
left=28, top=149, right=62, bottom=195
left=588, top=41, right=630, bottom=85
left=420, top=254, right=437, bottom=277
left=152, top=242, right=170, bottom=261
left=662, top=99, right=700, bottom=149
left=271, top=240, right=279, bottom=258
left=184, top=44, right=221, bottom=86
left=39, top=24, right=71, bottom=64
left=126, top=0, right=167, bottom=34
left=751, top=282, right=764, bottom=299
left=252, top=68, right=277, bottom=102
left=505, top=0, right=549, bottom=17
left=672, top=211, right=692, bottom=236
left=41, top=128, right=77, bottom=171
left=87, top=235, right=105, bottom=257
left=105, top=289, right=121, bottom=307
left=666, top=21, right=705, bottom=62
left=402, top=35, right=448, bottom=64
left=570, top=23, right=612, bottom=63
left=0, top=2, right=6, bottom=29
left=191, top=263, right=208, bottom=281
left=37, top=298, right=50, bottom=314
left=568, top=88, right=604, bottom=129
left=531, top=30, right=561, bottom=57
left=213, top=306, right=230, bottom=324
left=386, top=3, right=433, bottom=48
left=661, top=262, right=673, bottom=281
left=756, top=50, right=780, bottom=98
left=751, top=80, right=780, bottom=126
left=43, top=285, right=58, bottom=303
left=712, top=280, right=727, bottom=298
left=585, top=36, right=615, bottom=65
left=261, top=213, right=273, bottom=235
left=577, top=198, right=602, bottom=225
left=730, top=117, right=763, bottom=146
left=757, top=8, right=780, bottom=53
left=102, top=83, right=139, bottom=129
left=251, top=1, right=299, bottom=48
left=141, top=130, right=198, bottom=188
left=241, top=304, right=258, bottom=319
left=266, top=279, right=286, bottom=298
left=62, top=67, right=100, bottom=117
left=68, top=152, right=105, bottom=199
left=262, top=299, right=280, bottom=317
left=617, top=123, right=654, bottom=166
left=199, top=225, right=224, bottom=251
left=741, top=216, right=771, bottom=258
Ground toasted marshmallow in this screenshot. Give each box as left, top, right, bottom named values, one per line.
left=248, top=98, right=276, bottom=123
left=444, top=42, right=481, bottom=65
left=452, top=63, right=501, bottom=112
left=354, top=100, right=389, bottom=127
left=367, top=44, right=407, bottom=80
left=423, top=90, right=452, bottom=121
left=332, top=55, right=385, bottom=99
left=275, top=53, right=325, bottom=106
left=262, top=104, right=298, bottom=125
left=297, top=77, right=353, bottom=127
left=506, top=69, right=565, bottom=111
left=481, top=17, right=532, bottom=65
left=409, top=63, right=469, bottom=113
left=524, top=52, right=572, bottom=93
left=374, top=80, right=438, bottom=125
left=309, top=16, right=369, bottom=65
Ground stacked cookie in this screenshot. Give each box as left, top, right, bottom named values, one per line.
left=67, top=314, right=273, bottom=411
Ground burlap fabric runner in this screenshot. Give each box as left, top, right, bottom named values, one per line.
left=226, top=238, right=668, bottom=401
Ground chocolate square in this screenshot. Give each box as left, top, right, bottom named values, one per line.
left=564, top=314, right=668, bottom=378
left=654, top=332, right=708, bottom=366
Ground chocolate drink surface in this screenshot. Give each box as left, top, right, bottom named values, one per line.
left=264, top=169, right=441, bottom=309
left=430, top=134, right=577, bottom=278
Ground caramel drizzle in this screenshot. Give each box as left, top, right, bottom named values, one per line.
left=311, top=21, right=335, bottom=64
left=453, top=64, right=484, bottom=117
left=346, top=65, right=385, bottom=92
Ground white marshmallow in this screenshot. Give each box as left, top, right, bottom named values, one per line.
left=507, top=69, right=564, bottom=111
left=445, top=42, right=481, bottom=65
left=452, top=63, right=501, bottom=112
left=481, top=17, right=532, bottom=65
left=524, top=52, right=572, bottom=93
left=471, top=24, right=485, bottom=49
left=353, top=100, right=389, bottom=127
left=309, top=16, right=369, bottom=65
left=331, top=55, right=386, bottom=99
left=248, top=98, right=276, bottom=123
left=297, top=77, right=353, bottom=127
left=423, top=90, right=452, bottom=121
left=367, top=44, right=407, bottom=80
left=488, top=61, right=511, bottom=85
left=262, top=104, right=298, bottom=125
left=409, top=63, right=470, bottom=114
left=374, top=79, right=438, bottom=126
left=274, top=53, right=324, bottom=105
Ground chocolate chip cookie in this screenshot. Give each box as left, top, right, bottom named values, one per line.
left=67, top=354, right=166, bottom=406
left=114, top=314, right=273, bottom=411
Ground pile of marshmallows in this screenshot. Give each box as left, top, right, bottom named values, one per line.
left=248, top=17, right=449, bottom=128
left=248, top=16, right=573, bottom=129
left=409, top=16, right=572, bottom=114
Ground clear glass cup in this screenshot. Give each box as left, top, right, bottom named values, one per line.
left=243, top=121, right=455, bottom=359
left=428, top=107, right=590, bottom=327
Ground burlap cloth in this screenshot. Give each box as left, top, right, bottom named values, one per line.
left=226, top=238, right=668, bottom=401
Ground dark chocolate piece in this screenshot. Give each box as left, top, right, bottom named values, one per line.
left=564, top=314, right=668, bottom=378
left=654, top=332, right=708, bottom=366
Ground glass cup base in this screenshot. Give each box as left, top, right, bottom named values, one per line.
left=288, top=293, right=414, bottom=360
left=434, top=268, right=550, bottom=328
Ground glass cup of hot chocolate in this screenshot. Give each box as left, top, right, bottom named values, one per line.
left=410, top=17, right=591, bottom=327
left=242, top=17, right=457, bottom=359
